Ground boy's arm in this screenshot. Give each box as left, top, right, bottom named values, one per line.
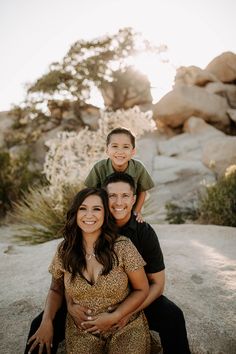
left=133, top=191, right=146, bottom=222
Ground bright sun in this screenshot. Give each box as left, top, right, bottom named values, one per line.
left=88, top=52, right=177, bottom=108
left=129, top=52, right=176, bottom=102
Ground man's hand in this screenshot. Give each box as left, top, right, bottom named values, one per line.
left=114, top=312, right=132, bottom=330
left=67, top=299, right=93, bottom=330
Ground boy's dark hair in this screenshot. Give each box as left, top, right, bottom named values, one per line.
left=102, top=172, right=135, bottom=193
left=106, top=127, right=136, bottom=148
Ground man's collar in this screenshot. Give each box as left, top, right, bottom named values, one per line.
left=119, top=214, right=137, bottom=231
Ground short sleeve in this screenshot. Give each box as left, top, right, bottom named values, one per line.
left=84, top=164, right=100, bottom=187
left=48, top=244, right=64, bottom=279
left=137, top=163, right=155, bottom=192
left=116, top=237, right=146, bottom=272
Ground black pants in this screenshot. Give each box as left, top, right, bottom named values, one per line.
left=24, top=295, right=191, bottom=354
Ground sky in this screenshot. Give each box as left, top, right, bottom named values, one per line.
left=0, top=0, right=235, bottom=111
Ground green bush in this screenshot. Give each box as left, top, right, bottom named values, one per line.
left=0, top=150, right=43, bottom=217
left=199, top=166, right=236, bottom=227
left=10, top=182, right=84, bottom=244
left=165, top=202, right=199, bottom=224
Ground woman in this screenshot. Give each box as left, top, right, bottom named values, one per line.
left=28, top=188, right=150, bottom=354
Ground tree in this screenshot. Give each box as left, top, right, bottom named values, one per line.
left=14, top=27, right=166, bottom=114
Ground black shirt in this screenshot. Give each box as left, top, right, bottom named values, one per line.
left=119, top=215, right=165, bottom=274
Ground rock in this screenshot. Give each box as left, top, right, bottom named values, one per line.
left=157, top=117, right=224, bottom=157
left=152, top=156, right=212, bottom=184
left=157, top=224, right=236, bottom=354
left=153, top=85, right=230, bottom=130
left=183, top=116, right=225, bottom=136
left=30, top=126, right=66, bottom=165
left=78, top=104, right=100, bottom=130
left=205, top=82, right=236, bottom=108
left=202, top=136, right=236, bottom=176
left=205, top=51, right=236, bottom=83
left=101, top=68, right=153, bottom=110
left=174, top=65, right=218, bottom=87
left=1, top=224, right=236, bottom=354
left=151, top=155, right=215, bottom=212
left=227, top=108, right=236, bottom=123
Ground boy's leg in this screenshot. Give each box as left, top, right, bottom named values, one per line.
left=24, top=301, right=67, bottom=354
left=144, top=295, right=191, bottom=354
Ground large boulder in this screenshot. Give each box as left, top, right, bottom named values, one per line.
left=174, top=65, right=218, bottom=87
left=205, top=82, right=236, bottom=108
left=101, top=68, right=153, bottom=110
left=156, top=117, right=224, bottom=158
left=205, top=51, right=236, bottom=83
left=153, top=85, right=230, bottom=130
left=202, top=136, right=236, bottom=176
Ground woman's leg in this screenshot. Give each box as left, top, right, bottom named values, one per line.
left=65, top=315, right=104, bottom=354
left=107, top=312, right=150, bottom=354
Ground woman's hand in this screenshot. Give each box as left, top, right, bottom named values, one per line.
left=81, top=312, right=118, bottom=334
left=27, top=319, right=53, bottom=354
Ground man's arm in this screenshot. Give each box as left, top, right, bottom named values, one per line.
left=112, top=270, right=164, bottom=330
left=135, top=270, right=165, bottom=311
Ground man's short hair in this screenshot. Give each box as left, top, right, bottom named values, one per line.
left=102, top=172, right=135, bottom=193
left=106, top=127, right=135, bottom=148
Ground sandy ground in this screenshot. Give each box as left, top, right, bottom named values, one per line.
left=0, top=224, right=236, bottom=354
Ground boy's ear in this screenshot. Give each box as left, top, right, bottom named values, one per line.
left=132, top=147, right=136, bottom=156
left=132, top=194, right=136, bottom=206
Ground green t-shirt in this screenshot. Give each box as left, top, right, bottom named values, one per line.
left=85, top=158, right=154, bottom=194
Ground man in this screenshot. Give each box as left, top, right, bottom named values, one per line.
left=25, top=173, right=191, bottom=354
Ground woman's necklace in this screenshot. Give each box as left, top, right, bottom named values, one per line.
left=85, top=251, right=96, bottom=261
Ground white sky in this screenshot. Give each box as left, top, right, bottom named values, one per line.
left=0, top=0, right=235, bottom=111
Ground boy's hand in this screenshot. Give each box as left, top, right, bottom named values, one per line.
left=134, top=211, right=144, bottom=223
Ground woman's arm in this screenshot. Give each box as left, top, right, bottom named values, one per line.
left=83, top=267, right=149, bottom=333
left=27, top=277, right=64, bottom=354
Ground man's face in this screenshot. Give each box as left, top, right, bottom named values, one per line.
left=106, top=181, right=136, bottom=226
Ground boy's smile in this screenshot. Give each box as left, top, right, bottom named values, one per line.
left=106, top=133, right=135, bottom=172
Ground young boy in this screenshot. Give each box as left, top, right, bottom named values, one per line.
left=85, top=127, right=154, bottom=221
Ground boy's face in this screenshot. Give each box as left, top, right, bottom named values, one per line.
left=106, top=133, right=135, bottom=171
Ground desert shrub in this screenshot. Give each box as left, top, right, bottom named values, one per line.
left=11, top=182, right=84, bottom=244
left=0, top=150, right=43, bottom=218
left=199, top=165, right=236, bottom=227
left=11, top=106, right=155, bottom=242
left=165, top=202, right=199, bottom=224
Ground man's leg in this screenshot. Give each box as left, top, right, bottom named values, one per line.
left=144, top=295, right=191, bottom=354
left=24, top=301, right=67, bottom=354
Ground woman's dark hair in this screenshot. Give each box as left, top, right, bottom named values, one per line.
left=59, top=188, right=118, bottom=279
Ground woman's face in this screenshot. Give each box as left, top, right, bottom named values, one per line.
left=76, top=194, right=105, bottom=235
